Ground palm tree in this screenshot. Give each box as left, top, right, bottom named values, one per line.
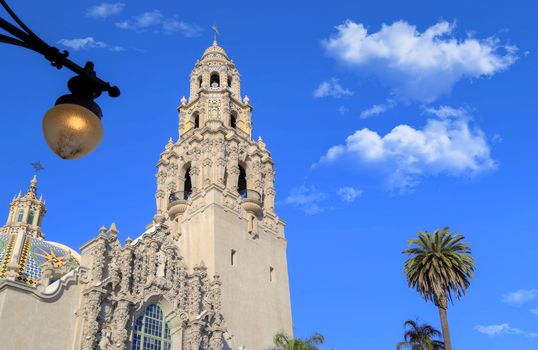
left=402, top=227, right=475, bottom=350
left=271, top=332, right=325, bottom=350
left=396, top=319, right=445, bottom=350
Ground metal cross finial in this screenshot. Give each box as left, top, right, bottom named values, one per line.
left=31, top=161, right=44, bottom=175
left=212, top=24, right=220, bottom=43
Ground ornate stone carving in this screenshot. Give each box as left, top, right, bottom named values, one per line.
left=80, top=225, right=227, bottom=349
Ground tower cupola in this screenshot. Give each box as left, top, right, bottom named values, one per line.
left=4, top=175, right=47, bottom=238
left=179, top=39, right=249, bottom=137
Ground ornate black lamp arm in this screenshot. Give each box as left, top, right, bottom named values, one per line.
left=0, top=0, right=120, bottom=98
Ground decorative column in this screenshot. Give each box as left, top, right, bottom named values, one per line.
left=81, top=290, right=103, bottom=350
left=226, top=142, right=239, bottom=193
left=263, top=162, right=276, bottom=212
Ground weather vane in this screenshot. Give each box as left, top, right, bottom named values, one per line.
left=212, top=24, right=220, bottom=43
left=31, top=161, right=45, bottom=175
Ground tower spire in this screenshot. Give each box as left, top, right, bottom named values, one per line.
left=25, top=175, right=38, bottom=198
left=211, top=24, right=219, bottom=45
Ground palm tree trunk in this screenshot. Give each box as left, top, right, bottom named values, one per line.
left=438, top=306, right=452, bottom=350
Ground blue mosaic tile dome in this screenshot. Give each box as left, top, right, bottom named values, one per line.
left=0, top=232, right=79, bottom=286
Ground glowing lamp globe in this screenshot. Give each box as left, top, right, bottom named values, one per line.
left=43, top=103, right=103, bottom=160
left=42, top=74, right=106, bottom=160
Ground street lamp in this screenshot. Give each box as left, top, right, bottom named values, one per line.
left=0, top=0, right=120, bottom=159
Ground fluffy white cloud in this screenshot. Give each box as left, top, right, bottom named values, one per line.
left=474, top=324, right=538, bottom=338
left=86, top=2, right=125, bottom=20
left=531, top=308, right=538, bottom=316
left=337, top=187, right=362, bottom=202
left=58, top=37, right=124, bottom=52
left=322, top=20, right=518, bottom=102
left=360, top=99, right=396, bottom=118
left=162, top=19, right=203, bottom=37
left=116, top=10, right=163, bottom=30
left=313, top=78, right=353, bottom=98
left=503, top=289, right=538, bottom=305
left=285, top=185, right=326, bottom=215
left=317, top=110, right=495, bottom=190
left=115, top=10, right=203, bottom=37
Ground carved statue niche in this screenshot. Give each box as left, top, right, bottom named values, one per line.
left=156, top=249, right=167, bottom=278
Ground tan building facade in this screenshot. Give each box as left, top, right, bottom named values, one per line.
left=0, top=40, right=292, bottom=350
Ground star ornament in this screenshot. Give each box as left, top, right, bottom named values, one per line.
left=36, top=247, right=65, bottom=268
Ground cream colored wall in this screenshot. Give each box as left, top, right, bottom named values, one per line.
left=178, top=187, right=293, bottom=350
left=0, top=283, right=82, bottom=350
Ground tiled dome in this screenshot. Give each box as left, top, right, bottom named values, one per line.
left=0, top=232, right=79, bottom=286
left=201, top=41, right=229, bottom=60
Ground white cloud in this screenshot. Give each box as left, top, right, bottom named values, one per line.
left=115, top=10, right=163, bottom=30
left=317, top=112, right=495, bottom=190
left=360, top=99, right=396, bottom=118
left=423, top=105, right=468, bottom=118
left=503, top=289, right=538, bottom=305
left=491, top=133, right=503, bottom=144
left=285, top=185, right=326, bottom=215
left=162, top=19, right=203, bottom=37
left=531, top=308, right=538, bottom=316
left=337, top=187, right=362, bottom=202
left=115, top=10, right=203, bottom=37
left=58, top=37, right=124, bottom=52
left=313, top=78, right=353, bottom=98
left=338, top=105, right=349, bottom=115
left=86, top=2, right=125, bottom=20
left=322, top=20, right=518, bottom=102
left=474, top=324, right=538, bottom=338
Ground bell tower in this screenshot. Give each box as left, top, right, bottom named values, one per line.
left=153, top=39, right=293, bottom=349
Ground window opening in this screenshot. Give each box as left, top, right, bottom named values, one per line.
left=27, top=210, right=35, bottom=225
left=230, top=113, right=237, bottom=129
left=238, top=166, right=247, bottom=195
left=17, top=210, right=24, bottom=223
left=210, top=73, right=220, bottom=87
left=131, top=304, right=171, bottom=350
left=231, top=249, right=236, bottom=266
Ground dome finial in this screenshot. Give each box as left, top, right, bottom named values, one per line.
left=25, top=174, right=38, bottom=197
left=212, top=24, right=220, bottom=45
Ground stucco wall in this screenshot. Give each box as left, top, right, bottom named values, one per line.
left=0, top=281, right=82, bottom=350
left=178, top=187, right=293, bottom=349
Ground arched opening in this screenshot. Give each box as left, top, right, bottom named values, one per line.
left=227, top=75, right=232, bottom=87
left=238, top=165, right=247, bottom=196
left=193, top=112, right=200, bottom=129
left=210, top=72, right=220, bottom=87
left=198, top=75, right=202, bottom=88
left=184, top=168, right=192, bottom=198
left=230, top=113, right=237, bottom=129
left=27, top=210, right=35, bottom=225
left=17, top=209, right=24, bottom=223
left=131, top=304, right=171, bottom=350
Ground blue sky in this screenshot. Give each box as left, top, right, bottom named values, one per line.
left=1, top=0, right=537, bottom=348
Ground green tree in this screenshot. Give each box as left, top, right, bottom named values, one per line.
left=396, top=319, right=445, bottom=350
left=271, top=332, right=325, bottom=350
left=402, top=227, right=475, bottom=350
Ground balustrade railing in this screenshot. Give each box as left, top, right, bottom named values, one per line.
left=169, top=191, right=192, bottom=203
left=239, top=189, right=261, bottom=202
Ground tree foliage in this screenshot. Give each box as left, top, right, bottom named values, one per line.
left=402, top=227, right=475, bottom=305
left=396, top=319, right=445, bottom=350
left=271, top=332, right=325, bottom=350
